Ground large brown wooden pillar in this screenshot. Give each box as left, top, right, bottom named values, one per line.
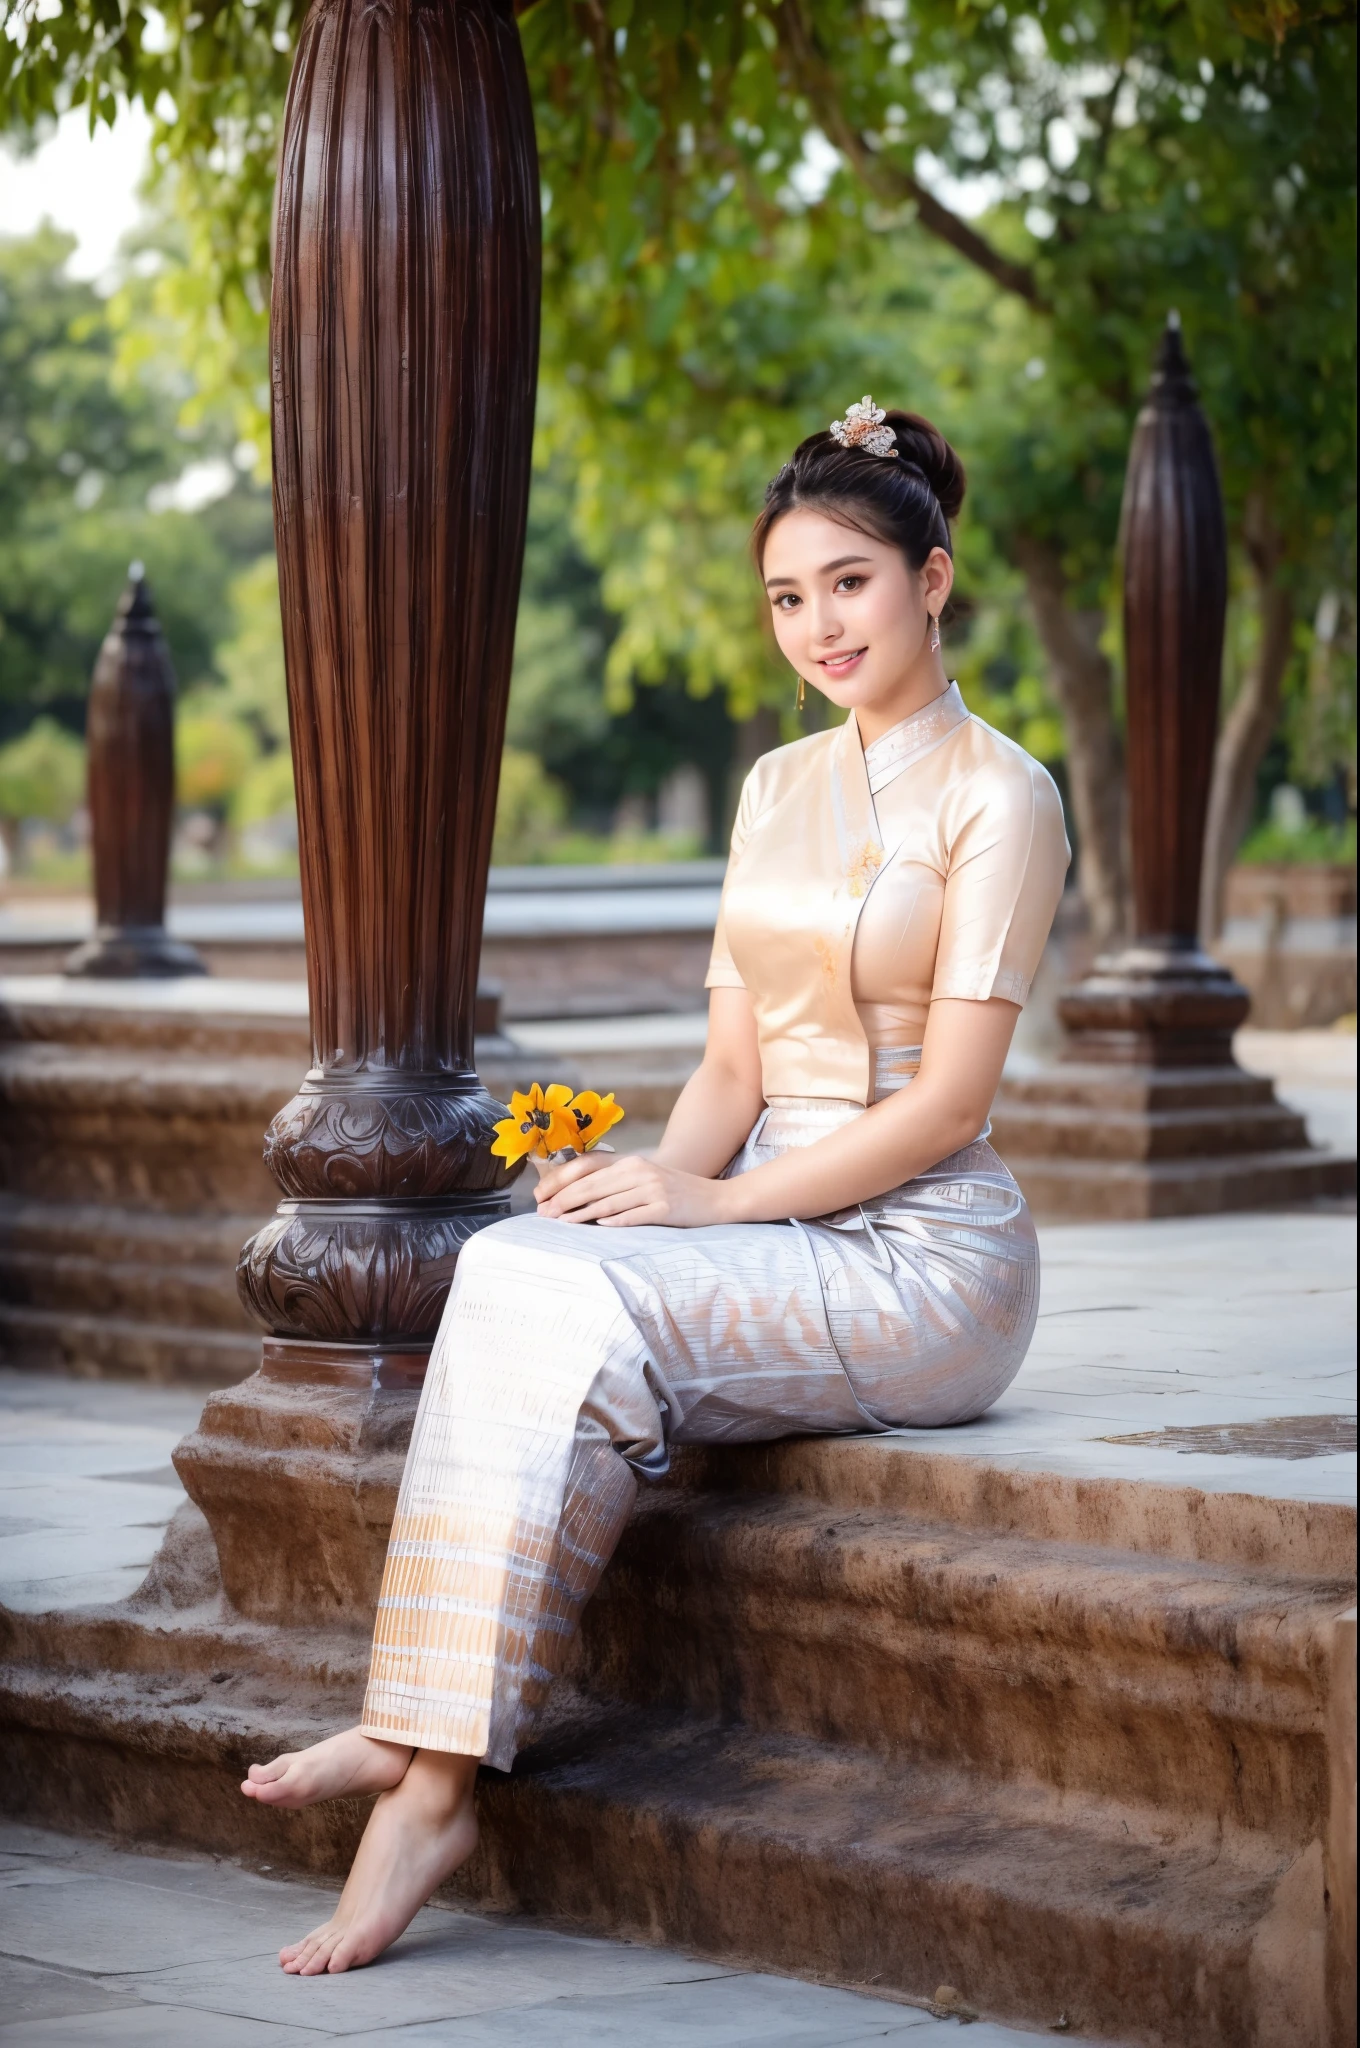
left=992, top=319, right=1353, bottom=1215
left=65, top=567, right=205, bottom=980
left=175, top=0, right=539, bottom=1617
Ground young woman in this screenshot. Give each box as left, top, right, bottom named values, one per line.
left=240, top=401, right=1070, bottom=1975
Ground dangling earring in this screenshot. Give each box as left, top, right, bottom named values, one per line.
left=795, top=674, right=806, bottom=712
left=929, top=612, right=941, bottom=655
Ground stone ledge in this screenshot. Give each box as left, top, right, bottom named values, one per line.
left=1002, top=1148, right=1355, bottom=1221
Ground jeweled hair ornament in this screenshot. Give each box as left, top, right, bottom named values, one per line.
left=829, top=395, right=899, bottom=459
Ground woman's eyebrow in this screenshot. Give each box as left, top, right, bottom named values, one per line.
left=765, top=553, right=872, bottom=592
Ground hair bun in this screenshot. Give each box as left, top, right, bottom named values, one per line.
left=884, top=411, right=966, bottom=524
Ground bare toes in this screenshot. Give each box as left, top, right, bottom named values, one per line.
left=249, top=1758, right=291, bottom=1783
left=280, top=1924, right=330, bottom=1971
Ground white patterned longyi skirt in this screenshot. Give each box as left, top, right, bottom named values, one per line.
left=359, top=1047, right=1038, bottom=1768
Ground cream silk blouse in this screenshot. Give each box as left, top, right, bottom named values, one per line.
left=706, top=683, right=1071, bottom=1105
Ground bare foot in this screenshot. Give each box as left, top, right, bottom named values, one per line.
left=279, top=1749, right=479, bottom=1974
left=241, top=1727, right=413, bottom=1810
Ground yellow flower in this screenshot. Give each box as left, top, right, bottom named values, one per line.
left=564, top=1090, right=626, bottom=1151
left=490, top=1083, right=578, bottom=1165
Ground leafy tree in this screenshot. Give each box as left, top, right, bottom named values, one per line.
left=8, top=1, right=1352, bottom=933
left=0, top=225, right=272, bottom=741
left=0, top=713, right=84, bottom=869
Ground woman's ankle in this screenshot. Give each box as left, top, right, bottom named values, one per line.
left=398, top=1748, right=479, bottom=1822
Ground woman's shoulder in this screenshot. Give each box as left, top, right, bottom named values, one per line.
left=942, top=714, right=1070, bottom=859
left=740, top=725, right=840, bottom=819
left=952, top=713, right=1064, bottom=810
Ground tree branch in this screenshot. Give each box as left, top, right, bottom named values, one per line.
left=772, top=0, right=1045, bottom=309
left=1011, top=533, right=1129, bottom=947
left=1199, top=496, right=1295, bottom=940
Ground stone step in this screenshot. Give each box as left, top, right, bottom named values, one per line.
left=0, top=1304, right=259, bottom=1383
left=0, top=1215, right=254, bottom=1330
left=0, top=1640, right=1322, bottom=2048
left=989, top=1100, right=1308, bottom=1162
left=0, top=1198, right=258, bottom=1269
left=485, top=1698, right=1319, bottom=2048
left=581, top=1484, right=1350, bottom=1842
left=0, top=1045, right=286, bottom=1211
left=998, top=1065, right=1283, bottom=1113
left=666, top=1435, right=1357, bottom=1578
left=998, top=1148, right=1356, bottom=1221
left=0, top=1043, right=298, bottom=1115
left=0, top=1199, right=264, bottom=1381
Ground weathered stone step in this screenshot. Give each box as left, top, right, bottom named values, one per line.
left=1, top=1230, right=250, bottom=1331
left=487, top=1698, right=1319, bottom=2048
left=667, top=1434, right=1357, bottom=1578
left=991, top=1100, right=1307, bottom=1161
left=0, top=1044, right=297, bottom=1116
left=583, top=1486, right=1350, bottom=1841
left=0, top=1199, right=257, bottom=1270
left=998, top=1148, right=1355, bottom=1220
left=0, top=1645, right=1320, bottom=2048
left=0, top=1305, right=258, bottom=1383
left=997, top=1065, right=1282, bottom=1113
left=0, top=1044, right=290, bottom=1210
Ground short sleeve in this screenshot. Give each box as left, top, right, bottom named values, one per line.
left=931, top=756, right=1070, bottom=1007
left=705, top=768, right=759, bottom=991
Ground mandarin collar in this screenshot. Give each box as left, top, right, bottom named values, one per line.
left=860, top=682, right=970, bottom=795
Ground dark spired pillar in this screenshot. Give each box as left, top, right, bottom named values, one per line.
left=64, top=566, right=205, bottom=980
left=1057, top=313, right=1247, bottom=1065
left=990, top=318, right=1354, bottom=1216
left=175, top=0, right=539, bottom=1621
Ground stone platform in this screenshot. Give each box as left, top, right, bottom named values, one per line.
left=1, top=1211, right=1353, bottom=2047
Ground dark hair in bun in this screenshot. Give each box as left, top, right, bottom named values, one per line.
left=753, top=408, right=966, bottom=571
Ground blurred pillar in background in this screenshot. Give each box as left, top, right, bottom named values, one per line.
left=1057, top=313, right=1243, bottom=1065
left=177, top=0, right=541, bottom=1619
left=64, top=566, right=205, bottom=980
left=991, top=317, right=1354, bottom=1215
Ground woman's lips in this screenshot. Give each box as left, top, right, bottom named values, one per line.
left=818, top=647, right=867, bottom=674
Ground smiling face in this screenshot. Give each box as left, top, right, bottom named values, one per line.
left=761, top=506, right=955, bottom=741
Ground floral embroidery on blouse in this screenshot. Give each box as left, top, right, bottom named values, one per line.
left=845, top=838, right=884, bottom=898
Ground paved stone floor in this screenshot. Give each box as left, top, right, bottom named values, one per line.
left=0, top=1823, right=1105, bottom=2046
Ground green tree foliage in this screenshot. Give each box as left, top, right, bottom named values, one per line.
left=0, top=712, right=83, bottom=820
left=0, top=225, right=272, bottom=741
left=0, top=712, right=84, bottom=870
left=6, top=1, right=1352, bottom=920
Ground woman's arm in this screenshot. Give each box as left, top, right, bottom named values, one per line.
left=533, top=985, right=765, bottom=1206
left=535, top=995, right=1020, bottom=1228
left=652, top=986, right=767, bottom=1175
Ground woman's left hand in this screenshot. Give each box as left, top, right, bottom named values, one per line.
left=534, top=1152, right=735, bottom=1228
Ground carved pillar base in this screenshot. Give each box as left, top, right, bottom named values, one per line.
left=64, top=924, right=206, bottom=980
left=991, top=946, right=1356, bottom=1219
left=1054, top=942, right=1250, bottom=1066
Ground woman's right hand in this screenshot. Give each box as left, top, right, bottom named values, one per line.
left=533, top=1151, right=616, bottom=1207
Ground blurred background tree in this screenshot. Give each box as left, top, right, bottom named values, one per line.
left=0, top=714, right=84, bottom=873
left=1, top=0, right=1353, bottom=909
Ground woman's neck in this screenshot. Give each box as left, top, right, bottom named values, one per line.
left=853, top=652, right=952, bottom=747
